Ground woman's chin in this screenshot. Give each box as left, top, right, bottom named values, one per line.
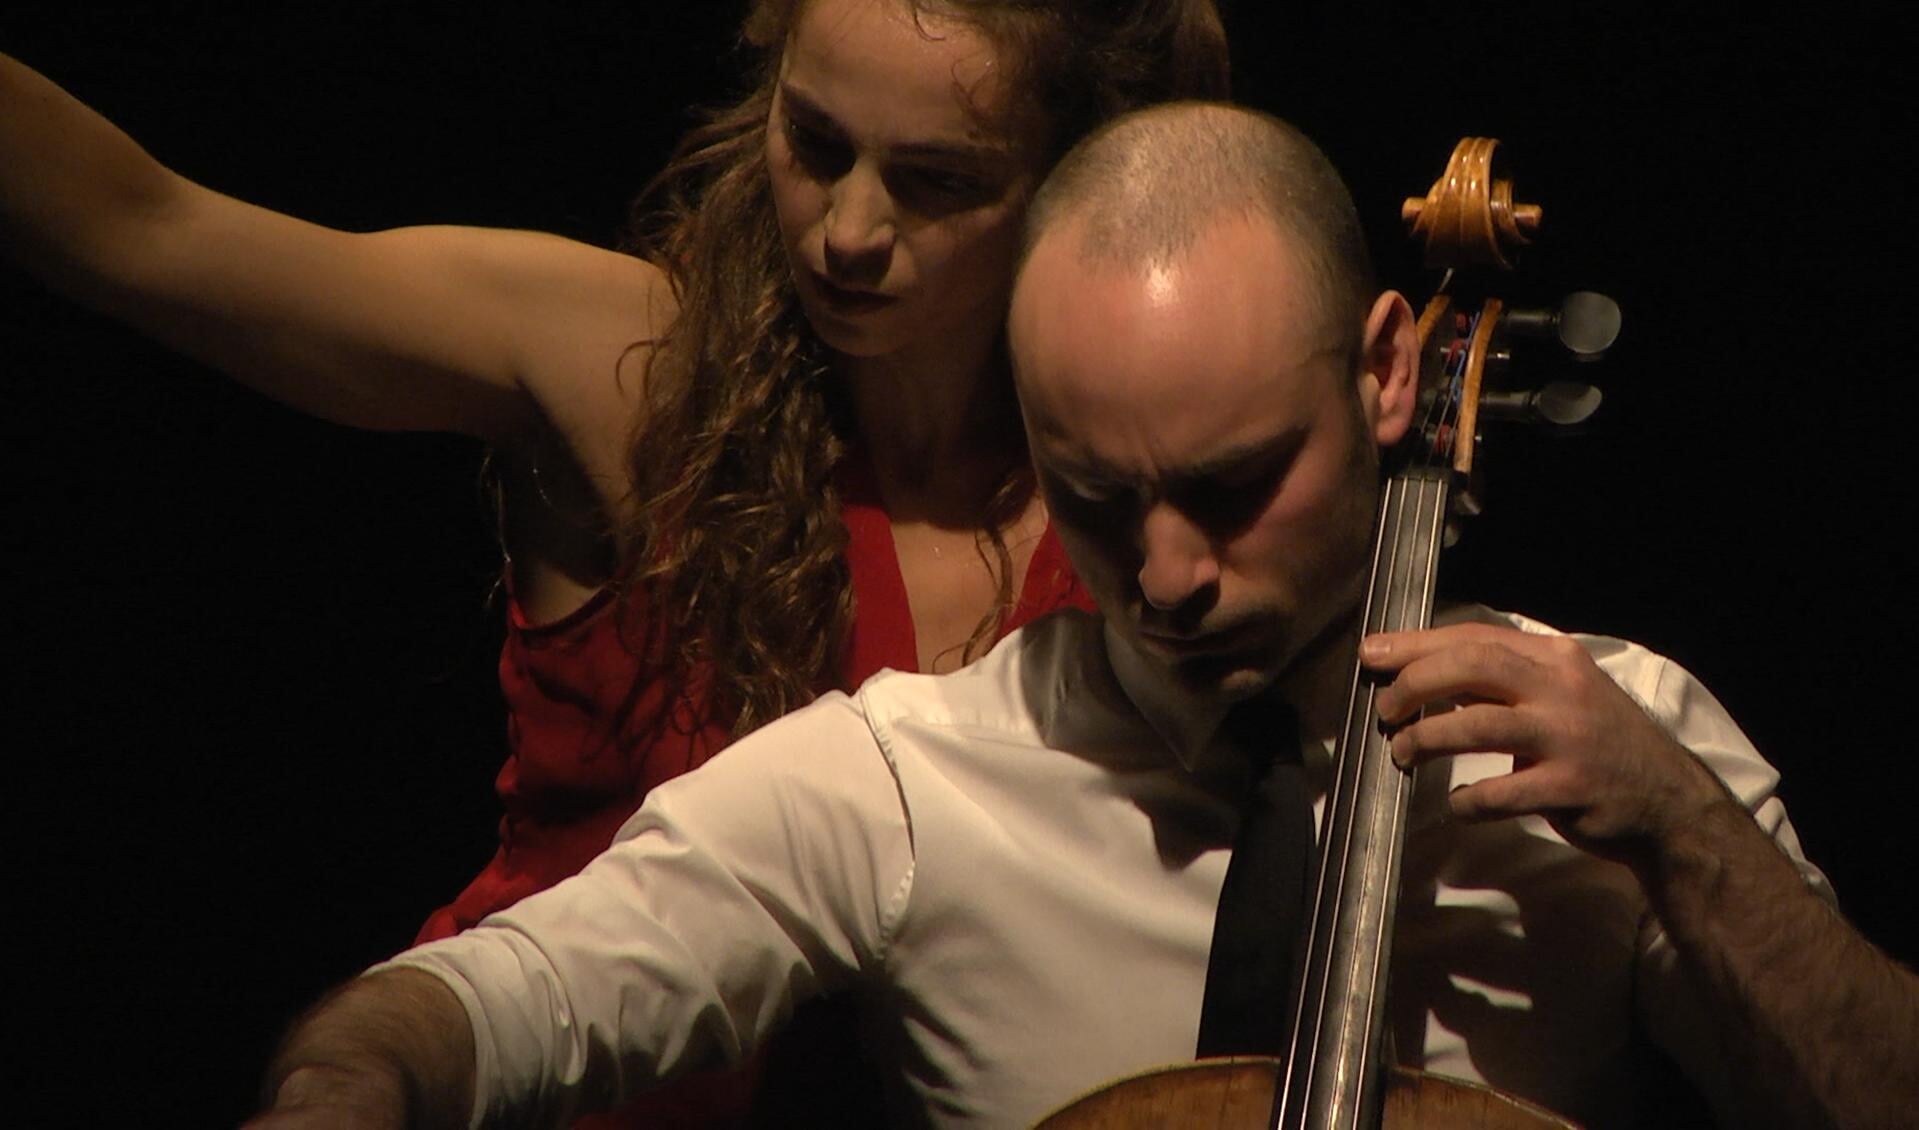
left=810, top=317, right=898, bottom=358
left=799, top=295, right=908, bottom=359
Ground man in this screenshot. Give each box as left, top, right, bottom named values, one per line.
left=254, top=104, right=1917, bottom=1129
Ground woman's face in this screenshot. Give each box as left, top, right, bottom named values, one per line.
left=766, top=0, right=1042, bottom=360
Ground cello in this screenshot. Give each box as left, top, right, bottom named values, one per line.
left=1038, top=138, right=1619, bottom=1129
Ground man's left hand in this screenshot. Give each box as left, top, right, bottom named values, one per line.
left=1360, top=623, right=1733, bottom=863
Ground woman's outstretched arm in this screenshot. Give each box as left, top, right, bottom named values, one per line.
left=1, top=53, right=666, bottom=446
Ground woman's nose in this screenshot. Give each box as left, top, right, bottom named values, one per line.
left=823, top=165, right=895, bottom=285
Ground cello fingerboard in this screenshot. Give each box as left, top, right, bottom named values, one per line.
left=1275, top=464, right=1449, bottom=1130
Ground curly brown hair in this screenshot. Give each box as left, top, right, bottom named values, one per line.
left=617, top=0, right=1232, bottom=737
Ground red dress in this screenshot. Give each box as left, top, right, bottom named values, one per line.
left=416, top=453, right=1093, bottom=1123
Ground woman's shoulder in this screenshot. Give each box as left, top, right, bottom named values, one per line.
left=490, top=236, right=679, bottom=363
left=496, top=242, right=681, bottom=467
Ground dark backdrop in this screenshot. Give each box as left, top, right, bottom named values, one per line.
left=2, top=2, right=1909, bottom=1124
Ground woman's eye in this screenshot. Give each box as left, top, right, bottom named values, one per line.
left=785, top=119, right=850, bottom=175
left=894, top=166, right=993, bottom=211
left=916, top=168, right=982, bottom=195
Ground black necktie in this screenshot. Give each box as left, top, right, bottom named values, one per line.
left=1195, top=700, right=1316, bottom=1058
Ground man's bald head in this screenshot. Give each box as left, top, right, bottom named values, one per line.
left=1021, top=102, right=1374, bottom=361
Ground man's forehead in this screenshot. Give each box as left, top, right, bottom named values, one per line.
left=1015, top=213, right=1319, bottom=351
left=1013, top=215, right=1332, bottom=465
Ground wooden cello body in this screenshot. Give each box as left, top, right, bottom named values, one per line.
left=1039, top=139, right=1612, bottom=1130
left=1040, top=1059, right=1571, bottom=1129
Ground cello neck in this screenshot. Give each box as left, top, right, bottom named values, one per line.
left=1274, top=463, right=1451, bottom=1130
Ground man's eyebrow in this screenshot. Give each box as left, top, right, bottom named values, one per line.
left=1041, top=430, right=1303, bottom=495
left=1169, top=431, right=1304, bottom=485
left=779, top=84, right=1010, bottom=165
left=1036, top=459, right=1129, bottom=498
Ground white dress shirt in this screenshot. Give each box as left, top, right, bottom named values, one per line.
left=384, top=606, right=1826, bottom=1129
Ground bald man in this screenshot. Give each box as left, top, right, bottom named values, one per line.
left=253, top=105, right=1917, bottom=1130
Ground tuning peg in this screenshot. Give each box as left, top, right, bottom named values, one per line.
left=1502, top=291, right=1621, bottom=359
left=1478, top=381, right=1603, bottom=430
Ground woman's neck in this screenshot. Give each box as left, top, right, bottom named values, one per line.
left=839, top=333, right=1026, bottom=528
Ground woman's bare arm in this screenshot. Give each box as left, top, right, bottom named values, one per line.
left=1, top=53, right=665, bottom=446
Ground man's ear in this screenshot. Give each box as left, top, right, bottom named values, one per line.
left=1356, top=291, right=1420, bottom=448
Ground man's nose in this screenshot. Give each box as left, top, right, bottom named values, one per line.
left=1137, top=502, right=1221, bottom=612
left=823, top=165, right=894, bottom=284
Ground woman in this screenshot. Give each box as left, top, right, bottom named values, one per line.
left=421, top=0, right=1230, bottom=949
left=3, top=0, right=1228, bottom=1121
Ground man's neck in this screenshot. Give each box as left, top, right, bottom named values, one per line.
left=1102, top=619, right=1233, bottom=770
left=1102, top=610, right=1363, bottom=773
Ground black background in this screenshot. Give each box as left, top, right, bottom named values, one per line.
left=2, top=2, right=1910, bottom=1124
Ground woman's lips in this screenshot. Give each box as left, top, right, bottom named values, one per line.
left=812, top=272, right=896, bottom=314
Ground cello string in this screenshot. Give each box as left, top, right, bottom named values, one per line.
left=1289, top=472, right=1401, bottom=1098
left=1352, top=471, right=1446, bottom=1119
left=1410, top=308, right=1474, bottom=464
left=1317, top=468, right=1418, bottom=1097
left=1433, top=311, right=1474, bottom=460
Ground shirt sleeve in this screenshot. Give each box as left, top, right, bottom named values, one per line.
left=372, top=690, right=915, bottom=1128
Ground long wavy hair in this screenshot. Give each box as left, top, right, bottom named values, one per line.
left=616, top=0, right=1231, bottom=737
